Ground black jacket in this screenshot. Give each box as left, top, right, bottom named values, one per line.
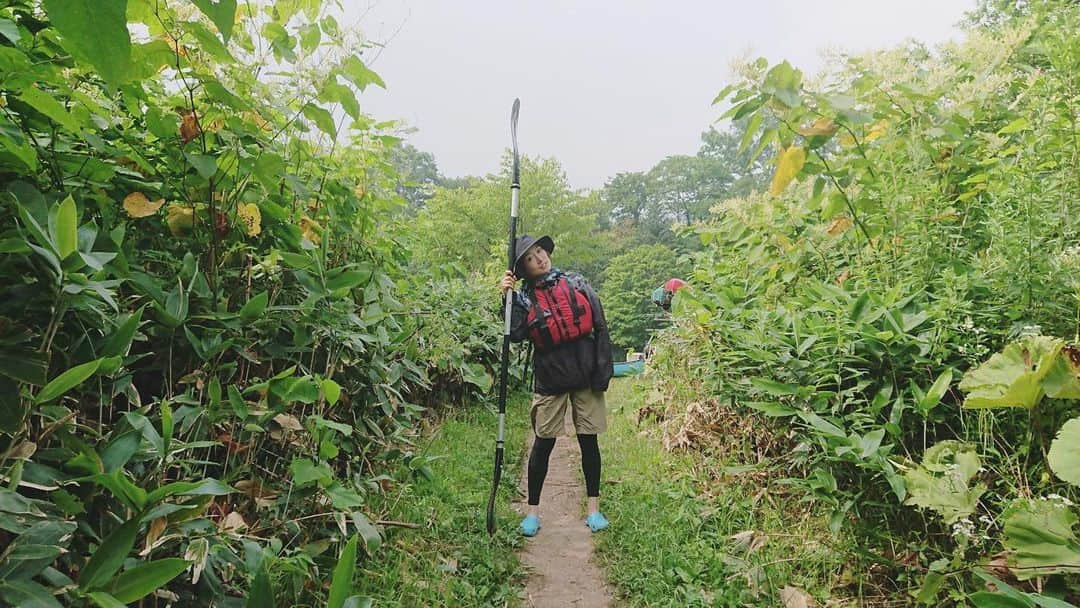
left=509, top=270, right=614, bottom=395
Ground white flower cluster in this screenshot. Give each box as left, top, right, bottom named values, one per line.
left=952, top=516, right=994, bottom=544
left=1040, top=494, right=1076, bottom=507
left=951, top=517, right=976, bottom=541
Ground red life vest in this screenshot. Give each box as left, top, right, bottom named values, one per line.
left=526, top=276, right=594, bottom=350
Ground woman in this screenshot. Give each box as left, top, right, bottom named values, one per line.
left=499, top=234, right=614, bottom=536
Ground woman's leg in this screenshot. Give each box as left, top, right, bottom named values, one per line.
left=526, top=436, right=557, bottom=515
left=576, top=433, right=601, bottom=513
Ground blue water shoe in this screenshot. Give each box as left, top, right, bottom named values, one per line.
left=585, top=511, right=609, bottom=533
left=519, top=514, right=541, bottom=537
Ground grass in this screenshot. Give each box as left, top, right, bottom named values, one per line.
left=354, top=394, right=531, bottom=607
left=595, top=377, right=849, bottom=607
left=348, top=379, right=849, bottom=607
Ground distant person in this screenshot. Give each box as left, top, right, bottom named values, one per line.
left=651, top=277, right=687, bottom=312
left=498, top=234, right=614, bottom=536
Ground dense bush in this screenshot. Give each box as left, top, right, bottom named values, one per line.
left=643, top=2, right=1079, bottom=604
left=0, top=1, right=501, bottom=605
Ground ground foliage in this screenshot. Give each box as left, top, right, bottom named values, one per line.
left=0, top=1, right=506, bottom=606
left=643, top=1, right=1079, bottom=604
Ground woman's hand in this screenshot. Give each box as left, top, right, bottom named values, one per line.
left=499, top=270, right=517, bottom=295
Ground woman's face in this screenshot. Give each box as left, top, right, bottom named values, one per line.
left=520, top=244, right=551, bottom=279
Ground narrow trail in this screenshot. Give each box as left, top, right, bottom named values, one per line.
left=513, top=425, right=617, bottom=608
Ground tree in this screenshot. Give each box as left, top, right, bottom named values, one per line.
left=646, top=154, right=731, bottom=225
left=698, top=126, right=770, bottom=197
left=388, top=142, right=441, bottom=211
left=601, top=171, right=649, bottom=226
left=405, top=154, right=608, bottom=282
left=596, top=124, right=771, bottom=247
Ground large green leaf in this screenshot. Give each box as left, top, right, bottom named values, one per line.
left=80, top=519, right=140, bottom=591
left=0, top=520, right=75, bottom=581
left=101, top=431, right=140, bottom=473
left=959, top=336, right=1063, bottom=409
left=0, top=17, right=21, bottom=44
left=1044, top=346, right=1080, bottom=399
left=0, top=118, right=39, bottom=171
left=340, top=56, right=385, bottom=91
left=0, top=579, right=64, bottom=608
left=291, top=458, right=333, bottom=488
left=0, top=376, right=20, bottom=434
left=322, top=379, right=342, bottom=406
left=460, top=362, right=492, bottom=392
left=351, top=512, right=382, bottom=555
left=245, top=565, right=273, bottom=608
left=918, top=369, right=953, bottom=414
left=319, top=80, right=360, bottom=120
left=239, top=291, right=269, bottom=322
left=109, top=558, right=189, bottom=603
left=146, top=478, right=235, bottom=504
left=18, top=85, right=80, bottom=132
left=303, top=103, right=337, bottom=137
left=1048, top=417, right=1080, bottom=487
left=1002, top=497, right=1080, bottom=580
left=191, top=0, right=237, bottom=42
left=101, top=306, right=144, bottom=358
left=749, top=377, right=800, bottom=396
left=42, top=0, right=131, bottom=87
left=54, top=195, right=78, bottom=260
left=87, top=592, right=127, bottom=608
left=968, top=592, right=1035, bottom=608
left=761, top=60, right=803, bottom=109
left=903, top=440, right=986, bottom=524
left=327, top=534, right=358, bottom=608
left=35, top=357, right=106, bottom=404
left=185, top=152, right=218, bottom=179
left=90, top=470, right=147, bottom=512
left=325, top=484, right=364, bottom=510
left=0, top=350, right=49, bottom=385
left=325, top=270, right=369, bottom=292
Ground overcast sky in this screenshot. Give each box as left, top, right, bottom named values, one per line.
left=342, top=0, right=976, bottom=190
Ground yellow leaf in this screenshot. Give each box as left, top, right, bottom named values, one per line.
left=123, top=192, right=165, bottom=218
left=299, top=215, right=322, bottom=245
left=836, top=268, right=850, bottom=286
left=243, top=111, right=270, bottom=131
left=769, top=146, right=806, bottom=196
left=218, top=511, right=247, bottom=533
left=273, top=413, right=303, bottom=431
left=143, top=517, right=167, bottom=554
left=238, top=203, right=261, bottom=237
left=180, top=111, right=201, bottom=144
left=166, top=204, right=195, bottom=236
left=865, top=119, right=889, bottom=143
left=797, top=118, right=838, bottom=137
left=826, top=216, right=853, bottom=236
left=779, top=585, right=819, bottom=608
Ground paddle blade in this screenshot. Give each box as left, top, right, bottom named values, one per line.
left=510, top=98, right=520, bottom=185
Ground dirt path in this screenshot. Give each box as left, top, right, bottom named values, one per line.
left=513, top=428, right=617, bottom=608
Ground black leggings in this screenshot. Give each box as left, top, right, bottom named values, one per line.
left=526, top=434, right=601, bottom=506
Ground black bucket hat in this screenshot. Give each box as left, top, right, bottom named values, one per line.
left=513, top=234, right=554, bottom=276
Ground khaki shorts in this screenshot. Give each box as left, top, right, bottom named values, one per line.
left=531, top=388, right=607, bottom=438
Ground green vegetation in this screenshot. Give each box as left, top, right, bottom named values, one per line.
left=0, top=1, right=507, bottom=605
left=641, top=1, right=1080, bottom=604
left=597, top=379, right=846, bottom=606
left=1, top=0, right=1077, bottom=606
left=355, top=400, right=530, bottom=606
